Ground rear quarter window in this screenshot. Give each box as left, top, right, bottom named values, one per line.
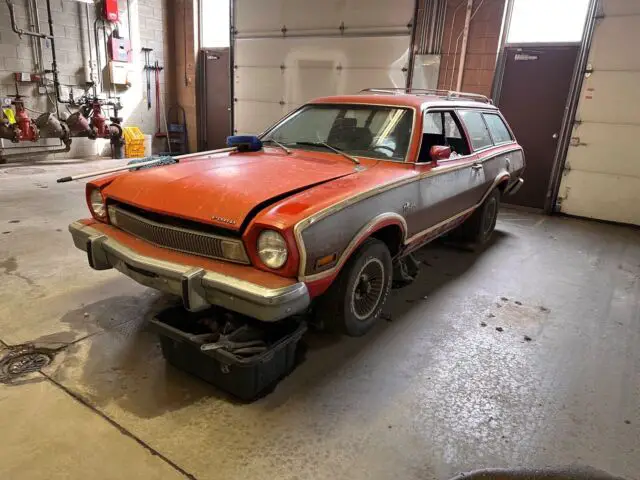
left=483, top=113, right=513, bottom=144
left=458, top=110, right=493, bottom=150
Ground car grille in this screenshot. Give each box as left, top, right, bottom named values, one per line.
left=108, top=206, right=249, bottom=264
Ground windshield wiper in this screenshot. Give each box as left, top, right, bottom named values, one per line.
left=261, top=138, right=292, bottom=154
left=291, top=141, right=360, bottom=165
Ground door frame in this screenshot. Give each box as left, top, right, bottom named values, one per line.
left=197, top=0, right=235, bottom=149
left=546, top=0, right=599, bottom=213
left=197, top=48, right=233, bottom=151
left=491, top=0, right=600, bottom=213
left=493, top=42, right=581, bottom=211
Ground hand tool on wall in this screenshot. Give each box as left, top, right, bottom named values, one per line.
left=154, top=60, right=163, bottom=134
left=142, top=47, right=153, bottom=109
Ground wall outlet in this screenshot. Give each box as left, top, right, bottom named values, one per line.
left=38, top=86, right=48, bottom=94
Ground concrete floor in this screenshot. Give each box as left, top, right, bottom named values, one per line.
left=1, top=159, right=639, bottom=480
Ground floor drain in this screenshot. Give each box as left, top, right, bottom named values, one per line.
left=0, top=345, right=54, bottom=383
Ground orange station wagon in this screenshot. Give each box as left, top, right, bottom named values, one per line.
left=69, top=88, right=525, bottom=336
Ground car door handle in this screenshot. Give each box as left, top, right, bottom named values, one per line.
left=471, top=163, right=483, bottom=171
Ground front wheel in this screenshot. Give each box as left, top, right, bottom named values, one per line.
left=316, top=238, right=392, bottom=337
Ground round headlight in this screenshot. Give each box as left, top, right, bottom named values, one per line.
left=89, top=188, right=106, bottom=219
left=257, top=230, right=288, bottom=269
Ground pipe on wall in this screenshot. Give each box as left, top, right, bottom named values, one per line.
left=413, top=0, right=446, bottom=55
left=443, top=0, right=466, bottom=89
left=435, top=0, right=446, bottom=54
left=32, top=0, right=45, bottom=73
left=6, top=0, right=53, bottom=39
left=407, top=0, right=420, bottom=88
left=490, top=0, right=515, bottom=101
left=26, top=0, right=41, bottom=74
left=455, top=0, right=473, bottom=91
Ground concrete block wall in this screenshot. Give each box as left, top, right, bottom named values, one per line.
left=438, top=0, right=505, bottom=98
left=0, top=0, right=172, bottom=160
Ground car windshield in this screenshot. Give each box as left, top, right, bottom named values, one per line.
left=263, top=104, right=414, bottom=161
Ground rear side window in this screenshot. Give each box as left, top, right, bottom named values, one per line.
left=459, top=110, right=493, bottom=150
left=483, top=113, right=513, bottom=144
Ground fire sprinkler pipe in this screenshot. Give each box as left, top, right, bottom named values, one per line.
left=6, top=0, right=53, bottom=40
left=443, top=0, right=466, bottom=90
left=32, top=0, right=45, bottom=74
left=25, top=0, right=41, bottom=74
left=455, top=0, right=473, bottom=91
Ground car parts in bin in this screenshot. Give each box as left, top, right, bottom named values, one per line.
left=149, top=306, right=307, bottom=401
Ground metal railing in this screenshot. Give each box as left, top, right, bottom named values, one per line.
left=360, top=88, right=492, bottom=104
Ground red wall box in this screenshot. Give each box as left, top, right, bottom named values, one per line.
left=103, top=0, right=119, bottom=22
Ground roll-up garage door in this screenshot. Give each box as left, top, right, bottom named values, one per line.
left=558, top=0, right=640, bottom=225
left=232, top=0, right=414, bottom=134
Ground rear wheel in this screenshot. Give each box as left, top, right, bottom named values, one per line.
left=316, top=238, right=392, bottom=337
left=453, top=189, right=500, bottom=246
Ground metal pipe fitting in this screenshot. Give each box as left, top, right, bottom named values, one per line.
left=6, top=0, right=53, bottom=39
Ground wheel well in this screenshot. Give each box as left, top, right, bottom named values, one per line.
left=497, top=177, right=510, bottom=193
left=371, top=224, right=404, bottom=258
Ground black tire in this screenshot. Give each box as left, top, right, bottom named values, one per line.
left=454, top=189, right=500, bottom=245
left=316, top=238, right=392, bottom=337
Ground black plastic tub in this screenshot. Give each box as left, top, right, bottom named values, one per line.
left=148, top=306, right=307, bottom=401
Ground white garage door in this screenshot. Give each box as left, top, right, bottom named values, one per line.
left=558, top=0, right=640, bottom=225
left=233, top=0, right=414, bottom=134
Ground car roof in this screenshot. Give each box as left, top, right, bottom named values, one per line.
left=311, top=89, right=499, bottom=111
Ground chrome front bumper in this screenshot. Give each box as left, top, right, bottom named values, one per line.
left=69, top=221, right=310, bottom=321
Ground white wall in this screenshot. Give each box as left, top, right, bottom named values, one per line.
left=558, top=0, right=640, bottom=225
left=233, top=0, right=414, bottom=134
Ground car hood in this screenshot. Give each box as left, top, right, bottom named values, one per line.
left=103, top=151, right=359, bottom=230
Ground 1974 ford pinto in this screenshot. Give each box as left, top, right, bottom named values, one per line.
left=69, top=88, right=524, bottom=336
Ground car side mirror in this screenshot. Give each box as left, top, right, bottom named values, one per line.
left=430, top=145, right=451, bottom=165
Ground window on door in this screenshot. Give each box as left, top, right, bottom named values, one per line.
left=507, top=0, right=590, bottom=44
left=483, top=113, right=513, bottom=144
left=458, top=110, right=493, bottom=150
left=201, top=0, right=231, bottom=48
left=418, top=111, right=470, bottom=162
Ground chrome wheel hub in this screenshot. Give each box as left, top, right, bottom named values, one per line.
left=351, top=258, right=385, bottom=321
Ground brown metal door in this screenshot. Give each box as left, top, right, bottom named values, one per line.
left=199, top=48, right=232, bottom=150
left=497, top=45, right=579, bottom=209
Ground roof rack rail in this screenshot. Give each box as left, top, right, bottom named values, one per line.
left=360, top=88, right=492, bottom=104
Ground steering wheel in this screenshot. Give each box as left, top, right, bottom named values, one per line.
left=372, top=145, right=395, bottom=156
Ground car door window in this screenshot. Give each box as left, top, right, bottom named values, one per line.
left=418, top=111, right=470, bottom=162
left=423, top=112, right=443, bottom=135
left=459, top=110, right=493, bottom=150
left=442, top=112, right=469, bottom=156
left=483, top=113, right=513, bottom=144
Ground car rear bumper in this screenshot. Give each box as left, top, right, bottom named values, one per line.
left=69, top=221, right=310, bottom=321
left=505, top=177, right=524, bottom=195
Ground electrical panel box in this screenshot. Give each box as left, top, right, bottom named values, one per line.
left=109, top=61, right=130, bottom=85
left=108, top=36, right=132, bottom=63
left=103, top=0, right=119, bottom=22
